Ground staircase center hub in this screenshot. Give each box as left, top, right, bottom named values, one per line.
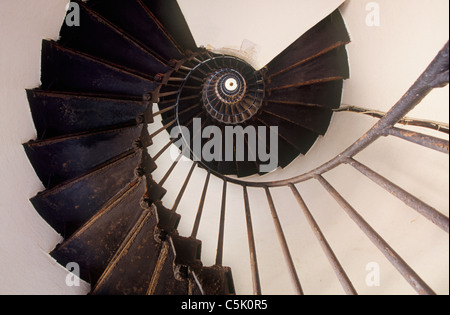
left=196, top=56, right=264, bottom=125
left=224, top=78, right=238, bottom=92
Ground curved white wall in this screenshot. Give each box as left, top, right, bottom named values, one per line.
left=0, top=0, right=90, bottom=295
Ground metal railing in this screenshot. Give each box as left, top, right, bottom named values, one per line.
left=150, top=41, right=449, bottom=295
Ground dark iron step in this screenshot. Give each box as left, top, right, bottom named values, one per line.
left=266, top=45, right=350, bottom=91
left=24, top=124, right=149, bottom=188
left=90, top=207, right=160, bottom=295
left=148, top=236, right=202, bottom=295
left=30, top=150, right=144, bottom=236
left=257, top=111, right=319, bottom=155
left=41, top=40, right=160, bottom=97
left=60, top=0, right=171, bottom=77
left=87, top=0, right=184, bottom=62
left=50, top=176, right=147, bottom=284
left=194, top=265, right=236, bottom=295
left=262, top=102, right=333, bottom=135
left=265, top=80, right=344, bottom=110
left=26, top=89, right=151, bottom=139
left=140, top=0, right=197, bottom=53
left=265, top=9, right=350, bottom=78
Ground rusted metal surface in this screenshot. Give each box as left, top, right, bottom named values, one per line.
left=335, top=105, right=450, bottom=134
left=91, top=208, right=161, bottom=295
left=26, top=89, right=150, bottom=139
left=87, top=0, right=185, bottom=62
left=265, top=9, right=350, bottom=79
left=24, top=125, right=146, bottom=188
left=385, top=127, right=449, bottom=154
left=195, top=265, right=236, bottom=295
left=140, top=0, right=198, bottom=53
left=30, top=150, right=144, bottom=236
left=60, top=0, right=171, bottom=77
left=51, top=177, right=146, bottom=284
left=41, top=40, right=160, bottom=97
left=265, top=46, right=349, bottom=91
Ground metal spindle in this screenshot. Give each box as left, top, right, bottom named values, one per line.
left=346, top=158, right=449, bottom=233
left=172, top=162, right=197, bottom=212
left=243, top=185, right=262, bottom=295
left=152, top=105, right=176, bottom=118
left=153, top=138, right=179, bottom=162
left=385, top=127, right=449, bottom=154
left=150, top=120, right=176, bottom=139
left=315, top=174, right=436, bottom=295
left=289, top=184, right=357, bottom=295
left=191, top=171, right=211, bottom=239
left=215, top=179, right=227, bottom=266
left=159, top=152, right=183, bottom=186
left=264, top=187, right=304, bottom=295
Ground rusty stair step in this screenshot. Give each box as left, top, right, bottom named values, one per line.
left=26, top=89, right=152, bottom=140
left=140, top=0, right=198, bottom=53
left=265, top=45, right=349, bottom=91
left=59, top=0, right=171, bottom=77
left=40, top=40, right=160, bottom=98
left=30, top=149, right=145, bottom=237
left=24, top=124, right=151, bottom=188
left=265, top=79, right=344, bottom=110
left=90, top=206, right=159, bottom=295
left=265, top=9, right=350, bottom=79
left=261, top=102, right=334, bottom=136
left=87, top=0, right=185, bottom=62
left=50, top=176, right=147, bottom=284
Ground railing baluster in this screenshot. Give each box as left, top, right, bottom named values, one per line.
left=152, top=105, right=177, bottom=118
left=216, top=179, right=227, bottom=266
left=289, top=184, right=357, bottom=295
left=385, top=127, right=449, bottom=154
left=264, top=187, right=304, bottom=295
left=315, top=174, right=436, bottom=295
left=243, top=185, right=262, bottom=295
left=346, top=158, right=449, bottom=233
left=150, top=120, right=176, bottom=139
left=191, top=171, right=211, bottom=239
left=159, top=152, right=182, bottom=186
left=172, top=162, right=197, bottom=212
left=153, top=138, right=179, bottom=162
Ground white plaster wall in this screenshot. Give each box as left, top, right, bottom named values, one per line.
left=0, top=0, right=90, bottom=295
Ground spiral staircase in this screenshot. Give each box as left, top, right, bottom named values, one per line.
left=22, top=0, right=449, bottom=295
